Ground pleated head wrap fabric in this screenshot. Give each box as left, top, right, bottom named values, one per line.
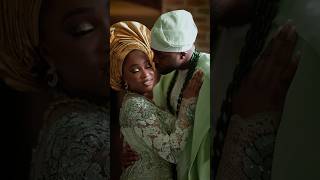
left=0, top=0, right=43, bottom=92
left=110, top=21, right=154, bottom=91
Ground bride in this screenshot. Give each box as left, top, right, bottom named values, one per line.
left=110, top=21, right=203, bottom=179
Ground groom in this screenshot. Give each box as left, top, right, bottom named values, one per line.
left=151, top=10, right=211, bottom=180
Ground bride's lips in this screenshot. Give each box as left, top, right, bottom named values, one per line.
left=143, top=78, right=153, bottom=86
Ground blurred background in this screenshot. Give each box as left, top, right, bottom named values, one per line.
left=110, top=0, right=210, bottom=52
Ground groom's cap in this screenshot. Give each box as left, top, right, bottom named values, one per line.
left=151, top=10, right=198, bottom=52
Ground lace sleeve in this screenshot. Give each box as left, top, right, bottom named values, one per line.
left=121, top=95, right=196, bottom=164
left=216, top=112, right=281, bottom=180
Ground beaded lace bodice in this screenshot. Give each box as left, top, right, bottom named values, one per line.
left=119, top=92, right=196, bottom=180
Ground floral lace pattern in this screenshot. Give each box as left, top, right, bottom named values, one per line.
left=119, top=92, right=196, bottom=179
left=30, top=98, right=110, bottom=180
left=216, top=112, right=280, bottom=180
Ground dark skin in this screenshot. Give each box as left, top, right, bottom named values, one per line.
left=39, top=0, right=109, bottom=101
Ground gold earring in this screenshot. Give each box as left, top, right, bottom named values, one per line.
left=124, top=82, right=128, bottom=91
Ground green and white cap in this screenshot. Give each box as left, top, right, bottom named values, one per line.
left=151, top=10, right=198, bottom=52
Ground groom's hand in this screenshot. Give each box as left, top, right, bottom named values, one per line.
left=120, top=142, right=139, bottom=169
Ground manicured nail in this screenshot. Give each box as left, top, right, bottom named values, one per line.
left=294, top=51, right=301, bottom=62
left=279, top=19, right=293, bottom=33
left=286, top=19, right=293, bottom=25
left=287, top=26, right=297, bottom=41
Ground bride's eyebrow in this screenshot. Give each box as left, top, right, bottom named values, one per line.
left=62, top=7, right=95, bottom=22
left=129, top=64, right=140, bottom=68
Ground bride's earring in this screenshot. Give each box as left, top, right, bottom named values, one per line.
left=124, top=82, right=129, bottom=91
left=47, top=67, right=58, bottom=87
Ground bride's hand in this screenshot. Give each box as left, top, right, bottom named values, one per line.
left=183, top=70, right=204, bottom=99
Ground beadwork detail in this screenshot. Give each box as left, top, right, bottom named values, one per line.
left=166, top=49, right=200, bottom=116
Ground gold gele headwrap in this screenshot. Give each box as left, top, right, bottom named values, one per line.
left=0, top=0, right=43, bottom=91
left=110, top=21, right=154, bottom=91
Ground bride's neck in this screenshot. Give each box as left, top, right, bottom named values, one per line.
left=143, top=91, right=153, bottom=100
left=129, top=89, right=153, bottom=100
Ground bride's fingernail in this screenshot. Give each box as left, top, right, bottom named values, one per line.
left=291, top=51, right=301, bottom=65
left=287, top=26, right=297, bottom=40
left=275, top=19, right=292, bottom=38
left=286, top=19, right=293, bottom=25
left=275, top=25, right=283, bottom=36
left=295, top=51, right=301, bottom=60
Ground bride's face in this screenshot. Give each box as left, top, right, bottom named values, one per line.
left=122, top=50, right=155, bottom=94
left=39, top=0, right=108, bottom=97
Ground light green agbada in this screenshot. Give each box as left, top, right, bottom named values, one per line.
left=153, top=52, right=211, bottom=180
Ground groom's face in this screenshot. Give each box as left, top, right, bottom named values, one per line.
left=152, top=49, right=183, bottom=75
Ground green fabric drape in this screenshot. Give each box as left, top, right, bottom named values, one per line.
left=153, top=52, right=211, bottom=180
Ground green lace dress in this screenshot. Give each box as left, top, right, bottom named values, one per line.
left=119, top=92, right=196, bottom=180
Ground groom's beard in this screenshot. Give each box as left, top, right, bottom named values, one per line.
left=156, top=64, right=178, bottom=75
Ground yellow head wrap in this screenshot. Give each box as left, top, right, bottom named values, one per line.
left=110, top=21, right=154, bottom=91
left=0, top=0, right=43, bottom=92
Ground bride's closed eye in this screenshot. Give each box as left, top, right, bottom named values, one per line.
left=130, top=63, right=152, bottom=73
left=130, top=67, right=140, bottom=73
left=70, top=21, right=95, bottom=37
